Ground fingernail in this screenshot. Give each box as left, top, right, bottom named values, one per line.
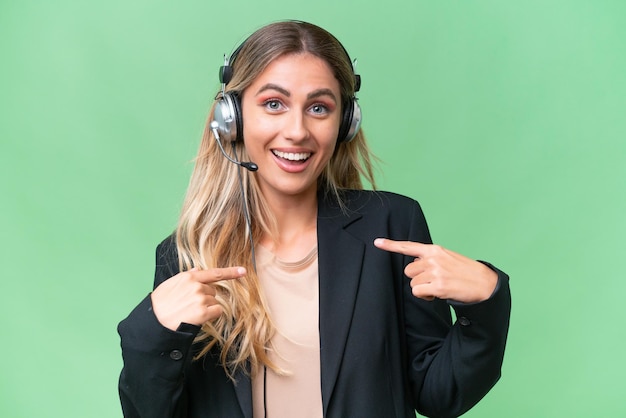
left=374, top=238, right=384, bottom=246
left=237, top=267, right=246, bottom=275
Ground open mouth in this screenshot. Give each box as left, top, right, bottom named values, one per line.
left=272, top=150, right=312, bottom=163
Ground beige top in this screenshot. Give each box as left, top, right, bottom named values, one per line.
left=252, top=244, right=322, bottom=418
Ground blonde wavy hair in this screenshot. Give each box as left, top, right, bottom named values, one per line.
left=175, top=21, right=377, bottom=379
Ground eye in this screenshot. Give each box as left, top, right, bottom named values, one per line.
left=263, top=99, right=284, bottom=112
left=309, top=103, right=329, bottom=115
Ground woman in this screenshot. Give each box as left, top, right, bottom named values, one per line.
left=118, top=20, right=511, bottom=418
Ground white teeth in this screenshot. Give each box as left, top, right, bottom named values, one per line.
left=272, top=150, right=311, bottom=161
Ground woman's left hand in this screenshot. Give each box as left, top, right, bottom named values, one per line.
left=374, top=238, right=497, bottom=303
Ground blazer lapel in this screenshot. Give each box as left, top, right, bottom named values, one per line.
left=317, top=192, right=365, bottom=414
left=233, top=367, right=253, bottom=418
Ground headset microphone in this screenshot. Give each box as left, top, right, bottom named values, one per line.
left=239, top=161, right=258, bottom=172
left=210, top=121, right=258, bottom=172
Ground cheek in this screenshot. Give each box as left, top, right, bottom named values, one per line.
left=315, top=113, right=342, bottom=145
left=242, top=113, right=275, bottom=148
left=319, top=124, right=340, bottom=151
left=241, top=99, right=268, bottom=137
left=316, top=138, right=339, bottom=170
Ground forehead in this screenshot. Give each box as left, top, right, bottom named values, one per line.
left=248, top=52, right=340, bottom=94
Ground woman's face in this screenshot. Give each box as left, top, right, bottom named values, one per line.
left=241, top=52, right=342, bottom=203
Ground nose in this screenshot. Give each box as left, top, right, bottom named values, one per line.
left=282, top=110, right=309, bottom=142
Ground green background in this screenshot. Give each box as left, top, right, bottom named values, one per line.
left=1, top=1, right=624, bottom=416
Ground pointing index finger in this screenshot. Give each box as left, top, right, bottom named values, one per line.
left=374, top=238, right=427, bottom=257
left=192, top=267, right=247, bottom=284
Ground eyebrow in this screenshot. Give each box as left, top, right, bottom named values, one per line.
left=256, top=83, right=338, bottom=103
left=307, top=88, right=337, bottom=103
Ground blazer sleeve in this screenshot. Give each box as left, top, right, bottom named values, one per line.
left=118, top=237, right=200, bottom=418
left=401, top=201, right=512, bottom=418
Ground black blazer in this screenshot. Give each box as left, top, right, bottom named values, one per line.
left=118, top=190, right=511, bottom=418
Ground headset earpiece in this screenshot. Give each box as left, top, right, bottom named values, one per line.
left=338, top=64, right=362, bottom=143
left=338, top=98, right=362, bottom=143
left=213, top=91, right=243, bottom=143
left=213, top=51, right=243, bottom=143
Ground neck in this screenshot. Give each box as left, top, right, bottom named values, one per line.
left=261, top=189, right=319, bottom=261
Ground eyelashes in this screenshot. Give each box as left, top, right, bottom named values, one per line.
left=261, top=99, right=333, bottom=116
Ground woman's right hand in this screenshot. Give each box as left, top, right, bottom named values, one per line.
left=150, top=267, right=246, bottom=331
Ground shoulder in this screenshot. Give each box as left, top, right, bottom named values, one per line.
left=338, top=189, right=424, bottom=214
left=319, top=189, right=428, bottom=232
left=154, top=234, right=180, bottom=287
left=328, top=189, right=431, bottom=243
left=156, top=234, right=177, bottom=264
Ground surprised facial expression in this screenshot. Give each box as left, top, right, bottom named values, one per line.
left=240, top=52, right=342, bottom=203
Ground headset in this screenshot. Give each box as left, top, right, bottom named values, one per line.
left=211, top=23, right=362, bottom=151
